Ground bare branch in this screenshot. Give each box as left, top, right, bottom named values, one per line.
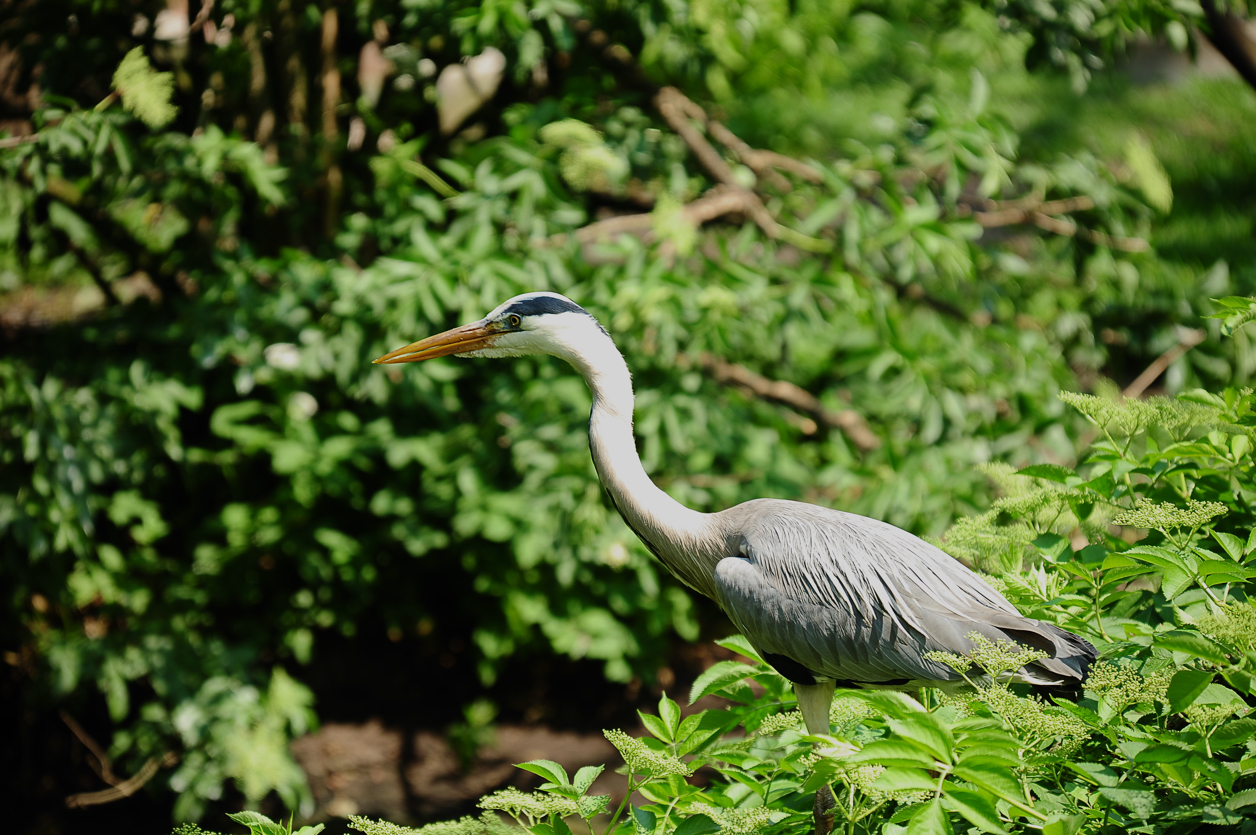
left=964, top=194, right=1148, bottom=252
left=65, top=752, right=178, bottom=808
left=1122, top=328, right=1206, bottom=400
left=1200, top=0, right=1256, bottom=93
left=0, top=133, right=39, bottom=149
left=704, top=119, right=823, bottom=187
left=970, top=196, right=1096, bottom=227
left=61, top=711, right=118, bottom=786
left=188, top=0, right=215, bottom=35
left=692, top=352, right=881, bottom=452
left=655, top=88, right=782, bottom=238
left=574, top=183, right=767, bottom=243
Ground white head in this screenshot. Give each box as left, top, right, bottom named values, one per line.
left=374, top=291, right=611, bottom=366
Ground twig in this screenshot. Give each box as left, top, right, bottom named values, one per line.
left=0, top=133, right=40, bottom=150
left=574, top=183, right=763, bottom=243
left=1200, top=0, right=1256, bottom=93
left=692, top=353, right=881, bottom=452
left=61, top=711, right=118, bottom=786
left=65, top=752, right=179, bottom=808
left=320, top=7, right=342, bottom=238
left=655, top=88, right=781, bottom=238
left=965, top=194, right=1149, bottom=252
left=704, top=119, right=823, bottom=188
left=970, top=196, right=1096, bottom=227
left=1122, top=329, right=1206, bottom=400
left=188, top=0, right=215, bottom=35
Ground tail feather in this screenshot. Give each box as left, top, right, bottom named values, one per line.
left=971, top=613, right=1097, bottom=687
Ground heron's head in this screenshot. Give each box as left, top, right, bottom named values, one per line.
left=373, top=291, right=608, bottom=365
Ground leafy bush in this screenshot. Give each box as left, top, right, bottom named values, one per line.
left=5, top=0, right=1254, bottom=822
left=207, top=380, right=1254, bottom=834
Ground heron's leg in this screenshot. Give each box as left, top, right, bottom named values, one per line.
left=796, top=681, right=837, bottom=835
left=795, top=680, right=836, bottom=736
left=812, top=785, right=836, bottom=835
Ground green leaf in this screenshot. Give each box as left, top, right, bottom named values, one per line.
left=1124, top=134, right=1172, bottom=214
left=1042, top=813, right=1085, bottom=835
left=516, top=759, right=569, bottom=787
left=1063, top=762, right=1120, bottom=787
left=1097, top=786, right=1157, bottom=819
left=1132, top=742, right=1191, bottom=764
left=713, top=635, right=763, bottom=662
left=672, top=813, right=720, bottom=835
left=1157, top=631, right=1229, bottom=665
left=1212, top=531, right=1246, bottom=561
left=111, top=47, right=178, bottom=128
left=1166, top=669, right=1213, bottom=713
left=850, top=740, right=938, bottom=769
left=689, top=661, right=760, bottom=703
left=942, top=785, right=1009, bottom=835
left=905, top=798, right=952, bottom=835
left=952, top=762, right=1036, bottom=815
left=1212, top=718, right=1256, bottom=750
left=639, top=712, right=671, bottom=743
left=47, top=202, right=99, bottom=251
left=1228, top=789, right=1256, bottom=811
left=227, top=812, right=285, bottom=835
left=1160, top=567, right=1194, bottom=600
left=631, top=806, right=656, bottom=835
left=1018, top=464, right=1075, bottom=483
left=887, top=711, right=955, bottom=762
left=573, top=765, right=604, bottom=794
left=658, top=693, right=682, bottom=738
left=873, top=767, right=939, bottom=793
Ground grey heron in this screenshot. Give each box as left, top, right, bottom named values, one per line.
left=376, top=291, right=1095, bottom=827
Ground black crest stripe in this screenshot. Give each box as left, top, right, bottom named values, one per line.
left=505, top=296, right=587, bottom=318
left=504, top=295, right=608, bottom=334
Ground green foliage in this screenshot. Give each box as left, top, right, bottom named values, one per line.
left=110, top=47, right=178, bottom=129
left=272, top=380, right=1255, bottom=834
left=6, top=0, right=1254, bottom=825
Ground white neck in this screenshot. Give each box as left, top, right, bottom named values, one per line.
left=555, top=323, right=722, bottom=598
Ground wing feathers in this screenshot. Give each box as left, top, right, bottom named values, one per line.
left=712, top=499, right=1095, bottom=687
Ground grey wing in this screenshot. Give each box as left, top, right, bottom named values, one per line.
left=711, top=500, right=1093, bottom=686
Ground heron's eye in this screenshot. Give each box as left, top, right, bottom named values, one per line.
left=507, top=314, right=522, bottom=328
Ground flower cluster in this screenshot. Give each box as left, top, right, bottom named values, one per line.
left=1186, top=702, right=1245, bottom=730
left=979, top=686, right=1087, bottom=757
left=349, top=812, right=517, bottom=835
left=1198, top=601, right=1256, bottom=650
left=478, top=788, right=578, bottom=823
left=926, top=633, right=1047, bottom=684
left=1085, top=661, right=1174, bottom=712
left=1058, top=391, right=1222, bottom=437
left=691, top=803, right=780, bottom=833
left=603, top=729, right=694, bottom=777
left=829, top=694, right=873, bottom=732
left=1113, top=497, right=1227, bottom=531
left=755, top=710, right=802, bottom=736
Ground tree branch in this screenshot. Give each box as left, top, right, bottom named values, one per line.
left=1122, top=328, right=1206, bottom=400
left=574, top=183, right=766, bottom=243
left=1200, top=0, right=1256, bottom=93
left=188, top=0, right=215, bottom=35
left=655, top=87, right=782, bottom=239
left=690, top=352, right=881, bottom=452
left=962, top=194, right=1149, bottom=252
left=0, top=133, right=39, bottom=149
left=65, top=752, right=178, bottom=808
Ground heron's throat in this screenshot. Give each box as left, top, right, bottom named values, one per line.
left=575, top=341, right=721, bottom=599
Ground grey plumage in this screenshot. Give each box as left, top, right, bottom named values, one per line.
left=376, top=291, right=1097, bottom=740
left=712, top=499, right=1093, bottom=690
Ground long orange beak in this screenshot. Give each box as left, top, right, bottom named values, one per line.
left=373, top=320, right=498, bottom=364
